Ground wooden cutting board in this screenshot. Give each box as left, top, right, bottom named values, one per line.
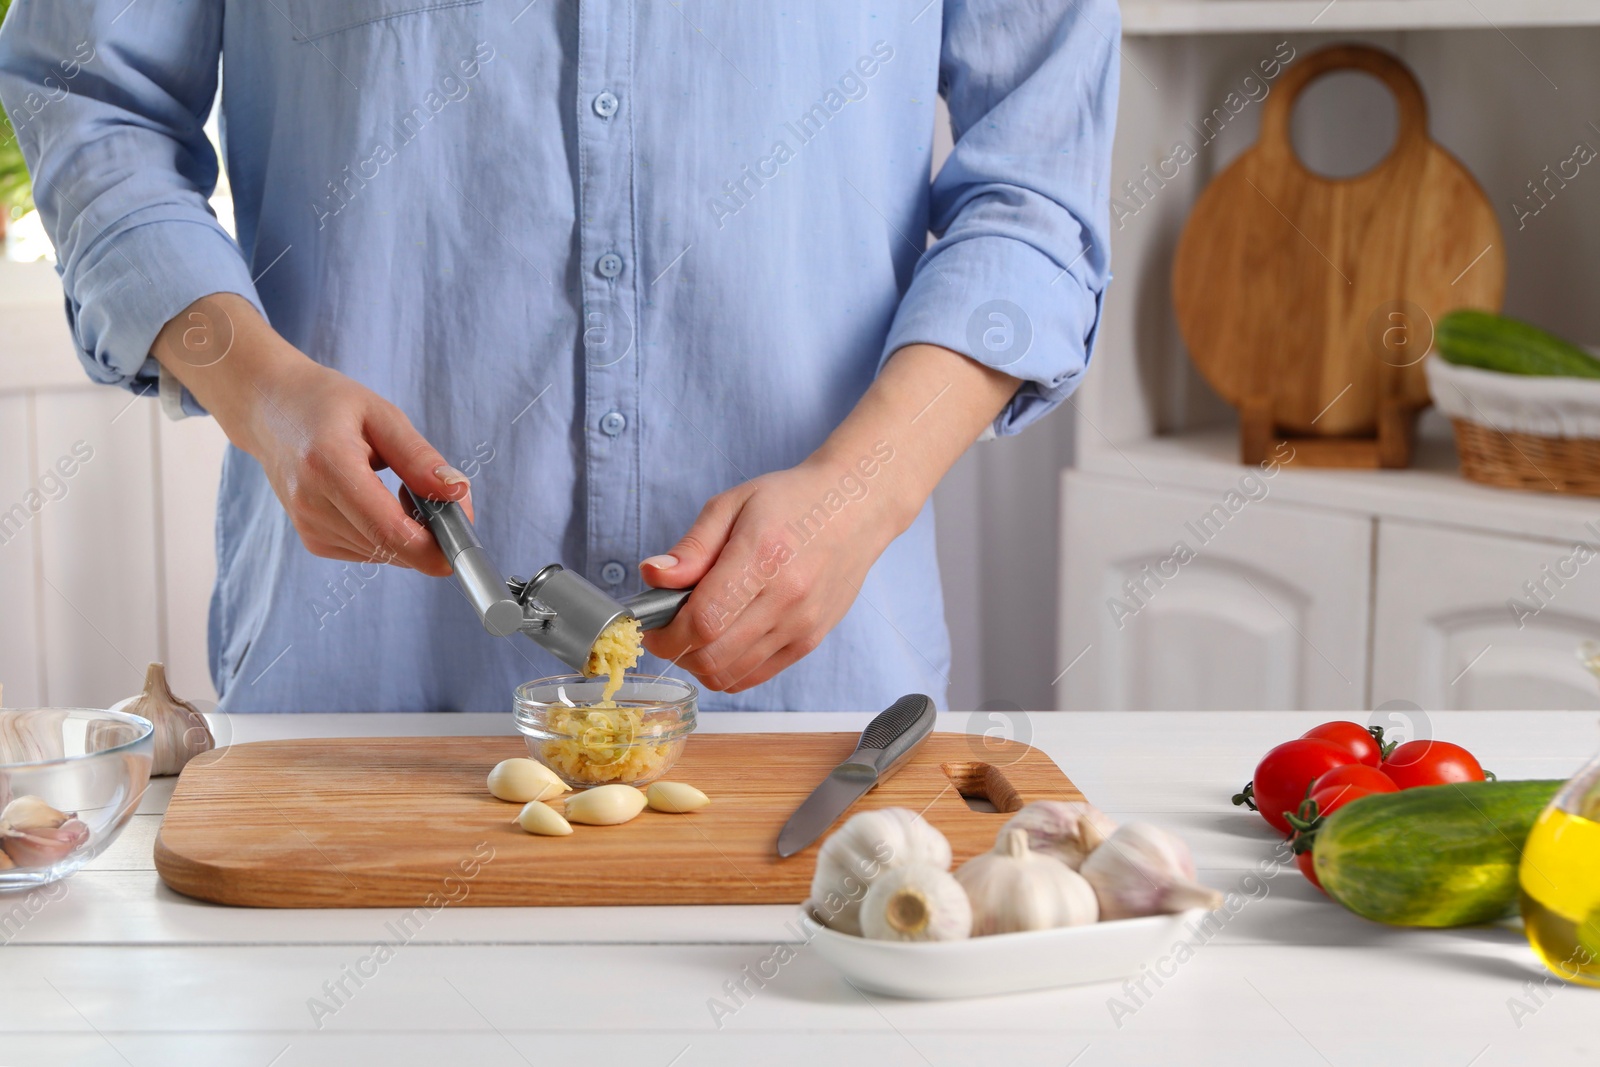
left=154, top=733, right=1086, bottom=908
left=1172, top=44, right=1504, bottom=465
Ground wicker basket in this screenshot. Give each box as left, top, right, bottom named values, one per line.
left=1428, top=356, right=1600, bottom=496
left=1450, top=418, right=1600, bottom=496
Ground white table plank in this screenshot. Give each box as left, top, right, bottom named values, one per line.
left=3, top=710, right=1595, bottom=1067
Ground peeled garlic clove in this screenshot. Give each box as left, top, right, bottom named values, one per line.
left=515, top=800, right=574, bottom=836
left=488, top=758, right=569, bottom=803
left=563, top=784, right=647, bottom=826
left=645, top=781, right=709, bottom=813
left=860, top=862, right=972, bottom=942
left=955, top=827, right=1099, bottom=935
left=120, top=662, right=214, bottom=776
left=0, top=795, right=71, bottom=833
left=999, top=800, right=1117, bottom=869
left=0, top=818, right=90, bottom=868
left=808, top=808, right=953, bottom=936
left=1079, top=822, right=1224, bottom=920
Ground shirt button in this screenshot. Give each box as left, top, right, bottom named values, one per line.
left=599, top=411, right=627, bottom=436
left=593, top=91, right=619, bottom=118
left=600, top=561, right=627, bottom=586
left=596, top=252, right=623, bottom=279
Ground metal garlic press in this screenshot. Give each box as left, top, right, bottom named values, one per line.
left=411, top=496, right=693, bottom=673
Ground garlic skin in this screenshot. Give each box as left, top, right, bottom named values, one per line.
left=563, top=784, right=647, bottom=825
left=1079, top=822, right=1224, bottom=920
left=807, top=808, right=953, bottom=936
left=860, top=862, right=972, bottom=942
left=999, top=800, right=1116, bottom=869
left=956, top=828, right=1099, bottom=935
left=122, top=662, right=214, bottom=776
left=515, top=801, right=574, bottom=836
left=488, top=758, right=568, bottom=803
left=645, top=781, right=709, bottom=813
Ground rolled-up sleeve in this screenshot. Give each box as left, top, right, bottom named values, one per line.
left=0, top=1, right=262, bottom=396
left=880, top=0, right=1119, bottom=437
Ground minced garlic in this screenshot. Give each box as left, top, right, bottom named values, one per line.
left=584, top=615, right=642, bottom=705
left=541, top=615, right=665, bottom=784
left=541, top=706, right=675, bottom=784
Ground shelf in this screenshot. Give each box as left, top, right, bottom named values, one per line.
left=1074, top=424, right=1600, bottom=546
left=1122, top=0, right=1600, bottom=35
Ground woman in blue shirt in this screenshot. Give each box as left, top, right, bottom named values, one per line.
left=0, top=0, right=1117, bottom=712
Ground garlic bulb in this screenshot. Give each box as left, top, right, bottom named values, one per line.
left=515, top=800, right=574, bottom=836
left=956, top=828, right=1099, bottom=935
left=807, top=807, right=953, bottom=936
left=999, top=800, right=1116, bottom=869
left=860, top=862, right=972, bottom=942
left=0, top=795, right=89, bottom=869
left=645, top=781, right=710, bottom=813
left=1079, top=822, right=1224, bottom=920
left=563, top=784, right=647, bottom=825
left=122, top=662, right=214, bottom=776
left=488, top=758, right=568, bottom=803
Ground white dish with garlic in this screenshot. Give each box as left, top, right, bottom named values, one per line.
left=801, top=801, right=1222, bottom=1000
left=803, top=903, right=1206, bottom=1000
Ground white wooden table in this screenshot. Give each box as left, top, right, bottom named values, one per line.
left=3, top=711, right=1596, bottom=1066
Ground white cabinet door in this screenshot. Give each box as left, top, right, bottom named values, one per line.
left=1372, top=520, right=1600, bottom=711
left=1058, top=473, right=1373, bottom=711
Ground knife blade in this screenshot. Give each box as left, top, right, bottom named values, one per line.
left=776, top=693, right=938, bottom=857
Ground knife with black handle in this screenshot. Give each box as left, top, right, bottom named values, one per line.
left=775, top=694, right=938, bottom=857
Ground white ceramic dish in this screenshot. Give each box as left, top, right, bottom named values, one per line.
left=803, top=908, right=1207, bottom=999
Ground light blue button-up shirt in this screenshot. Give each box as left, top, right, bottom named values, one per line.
left=0, top=0, right=1117, bottom=713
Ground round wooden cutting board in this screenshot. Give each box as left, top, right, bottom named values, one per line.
left=1173, top=44, right=1505, bottom=441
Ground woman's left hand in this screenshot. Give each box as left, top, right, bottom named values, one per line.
left=639, top=450, right=911, bottom=693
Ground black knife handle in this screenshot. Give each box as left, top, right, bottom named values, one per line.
left=854, top=694, right=937, bottom=777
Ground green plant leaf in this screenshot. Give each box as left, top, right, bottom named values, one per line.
left=0, top=0, right=38, bottom=217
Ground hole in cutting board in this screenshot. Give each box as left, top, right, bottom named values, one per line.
left=941, top=761, right=1022, bottom=814
left=1290, top=70, right=1399, bottom=180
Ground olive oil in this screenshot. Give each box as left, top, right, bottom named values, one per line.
left=1518, top=762, right=1600, bottom=987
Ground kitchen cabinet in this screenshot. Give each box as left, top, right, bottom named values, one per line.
left=1372, top=520, right=1600, bottom=711
left=0, top=259, right=225, bottom=709
left=1059, top=16, right=1600, bottom=710
left=1059, top=474, right=1372, bottom=711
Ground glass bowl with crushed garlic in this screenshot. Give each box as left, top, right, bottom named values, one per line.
left=513, top=675, right=697, bottom=789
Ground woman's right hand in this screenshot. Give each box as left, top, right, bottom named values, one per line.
left=153, top=293, right=469, bottom=576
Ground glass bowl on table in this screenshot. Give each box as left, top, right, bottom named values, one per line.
left=0, top=708, right=154, bottom=891
left=512, top=674, right=698, bottom=789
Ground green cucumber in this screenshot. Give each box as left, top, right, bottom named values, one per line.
left=1435, top=309, right=1600, bottom=379
left=1313, top=779, right=1562, bottom=927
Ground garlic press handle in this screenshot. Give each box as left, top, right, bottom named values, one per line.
left=411, top=496, right=526, bottom=637
left=623, top=585, right=695, bottom=631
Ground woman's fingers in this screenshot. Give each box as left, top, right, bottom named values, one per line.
left=317, top=441, right=450, bottom=576
left=239, top=356, right=464, bottom=574
left=295, top=494, right=394, bottom=563
left=691, top=624, right=792, bottom=692
left=640, top=485, right=749, bottom=588
left=364, top=401, right=475, bottom=521
left=724, top=637, right=824, bottom=694
left=669, top=517, right=805, bottom=679
left=641, top=485, right=757, bottom=661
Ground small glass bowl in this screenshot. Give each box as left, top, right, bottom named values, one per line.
left=513, top=674, right=697, bottom=789
left=0, top=708, right=154, bottom=892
